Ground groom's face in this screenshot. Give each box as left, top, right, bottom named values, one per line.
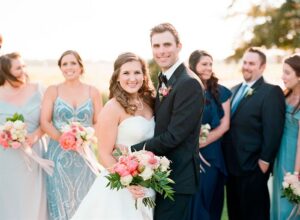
left=151, top=31, right=182, bottom=72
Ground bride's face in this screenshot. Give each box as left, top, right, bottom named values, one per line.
left=118, top=61, right=144, bottom=95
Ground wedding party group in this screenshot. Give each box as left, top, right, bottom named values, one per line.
left=0, top=22, right=299, bottom=220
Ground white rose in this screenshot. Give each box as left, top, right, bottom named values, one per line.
left=11, top=134, right=18, bottom=140
left=294, top=186, right=300, bottom=196
left=85, top=127, right=95, bottom=139
left=203, top=124, right=211, bottom=130
left=160, top=156, right=170, bottom=172
left=120, top=175, right=133, bottom=186
left=282, top=181, right=289, bottom=189
left=14, top=120, right=25, bottom=130
left=4, top=121, right=14, bottom=130
left=140, top=166, right=154, bottom=181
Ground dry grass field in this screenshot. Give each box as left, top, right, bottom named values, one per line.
left=27, top=60, right=284, bottom=96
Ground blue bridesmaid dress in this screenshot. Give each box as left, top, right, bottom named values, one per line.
left=45, top=97, right=96, bottom=220
left=271, top=104, right=300, bottom=220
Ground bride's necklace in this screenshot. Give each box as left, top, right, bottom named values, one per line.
left=134, top=97, right=144, bottom=111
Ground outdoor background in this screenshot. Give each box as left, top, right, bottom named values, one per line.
left=2, top=0, right=299, bottom=219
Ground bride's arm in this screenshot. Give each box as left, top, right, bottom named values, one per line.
left=96, top=100, right=120, bottom=171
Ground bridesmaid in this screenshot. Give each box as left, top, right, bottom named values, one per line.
left=188, top=50, right=231, bottom=220
left=0, top=52, right=47, bottom=220
left=41, top=50, right=102, bottom=220
left=271, top=54, right=300, bottom=220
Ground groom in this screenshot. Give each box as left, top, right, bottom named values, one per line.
left=132, top=23, right=204, bottom=220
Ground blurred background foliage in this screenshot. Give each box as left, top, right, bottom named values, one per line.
left=226, top=0, right=300, bottom=61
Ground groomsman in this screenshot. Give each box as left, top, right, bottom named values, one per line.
left=132, top=23, right=204, bottom=220
left=222, top=47, right=285, bottom=220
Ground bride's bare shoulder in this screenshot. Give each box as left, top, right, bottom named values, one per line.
left=100, top=98, right=124, bottom=117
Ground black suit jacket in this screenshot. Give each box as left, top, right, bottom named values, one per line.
left=222, top=77, right=285, bottom=176
left=132, top=63, right=204, bottom=194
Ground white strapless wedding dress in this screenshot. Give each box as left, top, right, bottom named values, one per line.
left=71, top=116, right=155, bottom=220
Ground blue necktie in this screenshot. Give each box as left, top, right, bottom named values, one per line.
left=231, top=84, right=248, bottom=114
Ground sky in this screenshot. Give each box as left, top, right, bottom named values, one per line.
left=0, top=0, right=279, bottom=62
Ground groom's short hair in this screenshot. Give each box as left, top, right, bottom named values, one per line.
left=150, top=23, right=181, bottom=45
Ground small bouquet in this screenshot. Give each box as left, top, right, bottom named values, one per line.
left=59, top=122, right=102, bottom=175
left=0, top=113, right=54, bottom=175
left=106, top=149, right=175, bottom=209
left=200, top=123, right=211, bottom=143
left=282, top=172, right=300, bottom=218
left=282, top=172, right=300, bottom=203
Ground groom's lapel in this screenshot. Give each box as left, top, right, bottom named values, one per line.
left=156, top=63, right=185, bottom=110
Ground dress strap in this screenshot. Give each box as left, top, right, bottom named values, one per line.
left=56, top=85, right=59, bottom=99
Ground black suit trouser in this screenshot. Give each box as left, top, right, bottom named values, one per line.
left=154, top=193, right=192, bottom=220
left=226, top=167, right=270, bottom=220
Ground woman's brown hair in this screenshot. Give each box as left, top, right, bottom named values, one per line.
left=0, top=52, right=28, bottom=86
left=188, top=50, right=219, bottom=103
left=109, top=52, right=155, bottom=115
left=284, top=54, right=300, bottom=114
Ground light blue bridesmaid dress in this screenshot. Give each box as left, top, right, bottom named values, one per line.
left=271, top=104, right=300, bottom=220
left=45, top=96, right=96, bottom=220
left=0, top=84, right=47, bottom=220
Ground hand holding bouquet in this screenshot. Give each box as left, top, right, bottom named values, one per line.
left=0, top=113, right=54, bottom=175
left=59, top=121, right=102, bottom=175
left=106, top=149, right=175, bottom=209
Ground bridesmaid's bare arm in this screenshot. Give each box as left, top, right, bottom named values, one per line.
left=40, top=86, right=61, bottom=141
left=294, top=120, right=300, bottom=172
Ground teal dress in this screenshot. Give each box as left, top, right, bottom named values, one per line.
left=45, top=97, right=96, bottom=220
left=271, top=104, right=300, bottom=220
left=0, top=84, right=47, bottom=220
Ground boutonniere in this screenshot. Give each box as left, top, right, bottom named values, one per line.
left=245, top=88, right=255, bottom=97
left=158, top=86, right=172, bottom=101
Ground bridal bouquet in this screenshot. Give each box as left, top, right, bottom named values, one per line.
left=106, top=149, right=175, bottom=209
left=200, top=123, right=211, bottom=143
left=59, top=121, right=102, bottom=175
left=0, top=113, right=54, bottom=175
left=282, top=172, right=300, bottom=218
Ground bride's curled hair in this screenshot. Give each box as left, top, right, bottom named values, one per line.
left=109, top=52, right=155, bottom=114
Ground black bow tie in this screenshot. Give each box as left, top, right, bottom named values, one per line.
left=158, top=73, right=168, bottom=86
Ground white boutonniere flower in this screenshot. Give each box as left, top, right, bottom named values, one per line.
left=245, top=88, right=254, bottom=97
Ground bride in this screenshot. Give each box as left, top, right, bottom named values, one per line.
left=71, top=52, right=156, bottom=220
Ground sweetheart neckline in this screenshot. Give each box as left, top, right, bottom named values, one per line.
left=118, top=115, right=154, bottom=127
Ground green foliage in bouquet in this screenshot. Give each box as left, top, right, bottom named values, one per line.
left=282, top=186, right=300, bottom=204
left=6, top=113, right=24, bottom=122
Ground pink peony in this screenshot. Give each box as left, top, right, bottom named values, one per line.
left=11, top=141, right=22, bottom=149
left=59, top=132, right=77, bottom=150
left=114, top=163, right=130, bottom=177
left=0, top=131, right=10, bottom=148
left=126, top=159, right=139, bottom=173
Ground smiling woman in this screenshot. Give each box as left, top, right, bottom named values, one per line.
left=0, top=52, right=48, bottom=220
left=40, top=50, right=103, bottom=220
